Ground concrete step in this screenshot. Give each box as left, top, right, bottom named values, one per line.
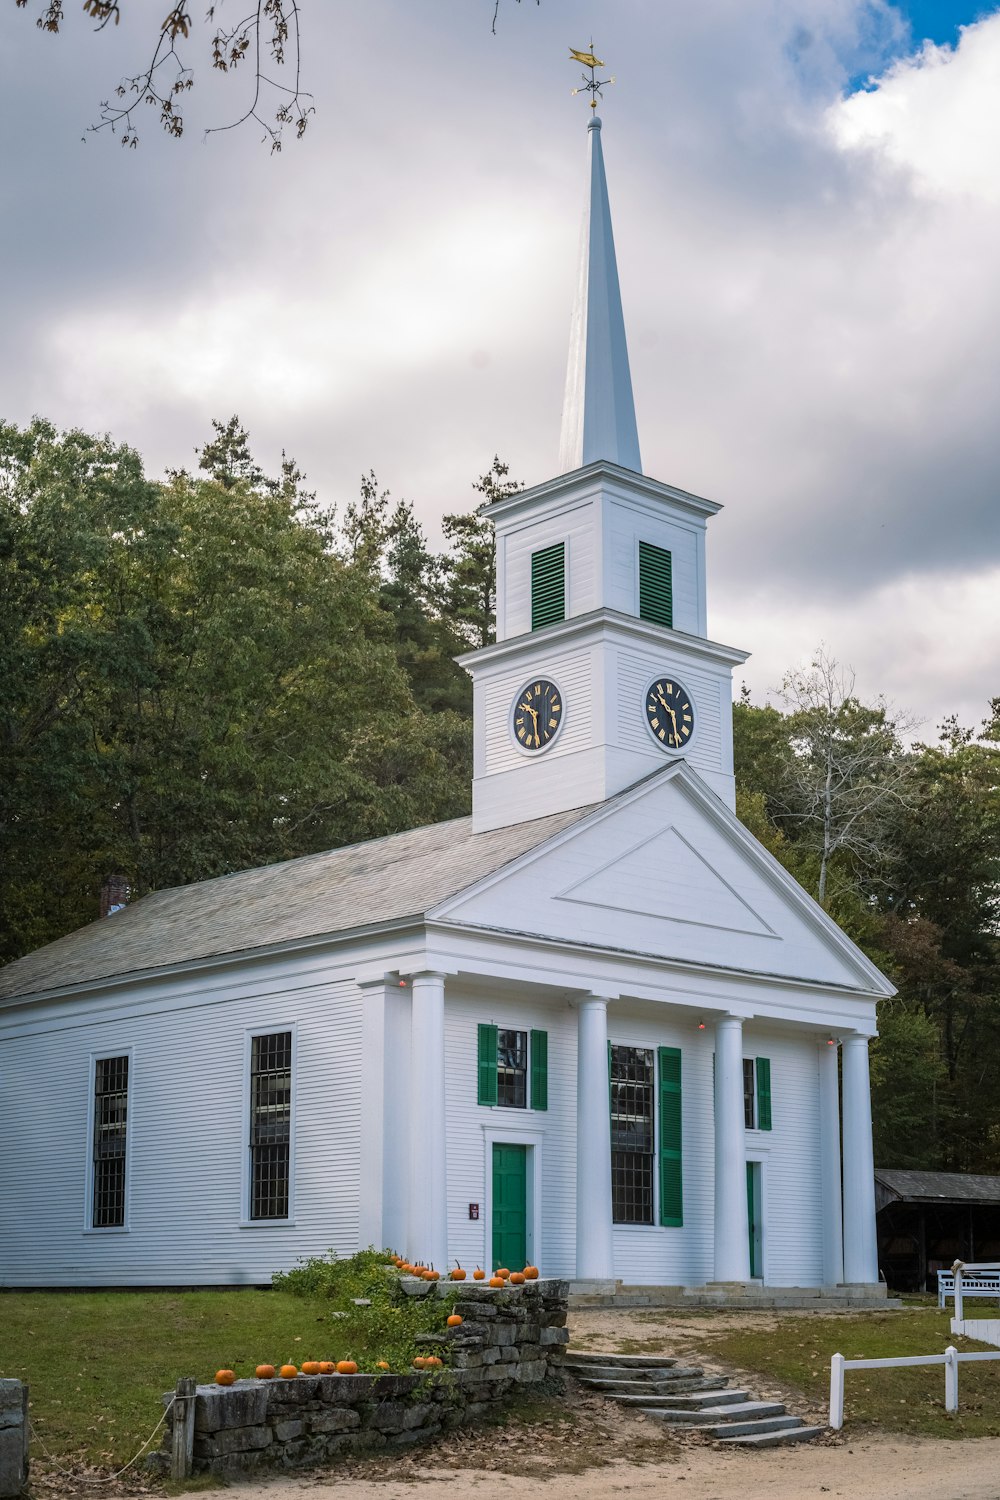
left=703, top=1414, right=804, bottom=1439
left=642, top=1400, right=788, bottom=1426
left=717, top=1424, right=827, bottom=1449
left=577, top=1366, right=704, bottom=1388
left=564, top=1351, right=678, bottom=1369
left=610, top=1379, right=730, bottom=1404
left=647, top=1389, right=752, bottom=1410
left=615, top=1387, right=745, bottom=1411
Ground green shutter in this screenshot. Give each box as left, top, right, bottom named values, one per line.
left=658, top=1046, right=683, bottom=1227
left=477, top=1024, right=498, bottom=1106
left=756, top=1057, right=772, bottom=1131
left=529, top=1029, right=548, bottom=1111
left=638, top=541, right=673, bottom=628
left=531, top=543, right=565, bottom=630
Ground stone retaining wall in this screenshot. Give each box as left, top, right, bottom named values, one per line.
left=157, top=1279, right=569, bottom=1478
left=0, top=1379, right=29, bottom=1499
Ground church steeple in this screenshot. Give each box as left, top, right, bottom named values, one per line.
left=557, top=116, right=642, bottom=476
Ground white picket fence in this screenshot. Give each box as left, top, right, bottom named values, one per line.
left=951, top=1262, right=1000, bottom=1323
left=829, top=1345, right=1000, bottom=1430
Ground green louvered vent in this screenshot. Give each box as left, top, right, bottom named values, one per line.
left=531, top=543, right=565, bottom=630
left=658, top=1046, right=683, bottom=1227
left=638, top=541, right=673, bottom=628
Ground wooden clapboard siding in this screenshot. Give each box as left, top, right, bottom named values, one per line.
left=483, top=647, right=593, bottom=776
left=615, top=649, right=724, bottom=775
left=605, top=502, right=703, bottom=634
left=502, top=502, right=597, bottom=639
left=742, top=1030, right=824, bottom=1287
left=444, top=990, right=577, bottom=1280
left=0, top=971, right=363, bottom=1286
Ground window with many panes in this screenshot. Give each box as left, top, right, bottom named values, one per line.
left=92, top=1055, right=129, bottom=1228
left=249, top=1031, right=292, bottom=1220
left=477, top=1024, right=548, bottom=1110
left=497, top=1029, right=528, bottom=1107
left=742, top=1056, right=772, bottom=1132
left=610, top=1045, right=655, bottom=1224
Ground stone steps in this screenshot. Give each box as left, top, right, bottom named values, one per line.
left=564, top=1348, right=823, bottom=1450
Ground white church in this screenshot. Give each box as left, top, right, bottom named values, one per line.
left=0, top=110, right=892, bottom=1297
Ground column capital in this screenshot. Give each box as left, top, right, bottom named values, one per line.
left=404, top=969, right=449, bottom=985
left=841, top=1029, right=877, bottom=1046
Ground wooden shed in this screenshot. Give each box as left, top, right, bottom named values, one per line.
left=875, top=1169, right=1000, bottom=1292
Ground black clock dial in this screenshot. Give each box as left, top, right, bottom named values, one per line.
left=645, top=676, right=695, bottom=751
left=512, top=678, right=564, bottom=752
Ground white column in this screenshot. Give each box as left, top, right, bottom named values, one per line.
left=714, top=1014, right=750, bottom=1282
left=576, top=996, right=614, bottom=1280
left=408, top=971, right=448, bottom=1274
left=357, top=979, right=388, bottom=1251
left=818, top=1040, right=844, bottom=1286
left=357, top=977, right=412, bottom=1256
left=842, top=1032, right=879, bottom=1284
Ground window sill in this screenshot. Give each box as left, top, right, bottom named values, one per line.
left=239, top=1219, right=297, bottom=1229
left=82, top=1225, right=130, bottom=1235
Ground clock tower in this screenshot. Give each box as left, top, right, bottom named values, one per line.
left=459, top=114, right=747, bottom=834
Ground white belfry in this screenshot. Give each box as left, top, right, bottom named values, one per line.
left=558, top=116, right=642, bottom=475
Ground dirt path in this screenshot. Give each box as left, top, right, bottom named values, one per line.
left=230, top=1435, right=1000, bottom=1500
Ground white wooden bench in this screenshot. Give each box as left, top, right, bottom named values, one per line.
left=938, top=1266, right=1000, bottom=1309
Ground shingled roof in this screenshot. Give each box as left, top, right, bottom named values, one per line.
left=0, top=806, right=593, bottom=1004
left=875, top=1169, right=1000, bottom=1207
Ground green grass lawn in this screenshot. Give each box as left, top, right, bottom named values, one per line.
left=0, top=1279, right=449, bottom=1470
left=684, top=1304, right=1000, bottom=1438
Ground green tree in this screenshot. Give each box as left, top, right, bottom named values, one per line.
left=0, top=418, right=470, bottom=962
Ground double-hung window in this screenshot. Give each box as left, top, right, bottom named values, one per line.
left=743, top=1057, right=772, bottom=1131
left=610, top=1045, right=655, bottom=1225
left=249, top=1031, right=293, bottom=1220
left=477, top=1024, right=548, bottom=1110
left=92, top=1055, right=129, bottom=1228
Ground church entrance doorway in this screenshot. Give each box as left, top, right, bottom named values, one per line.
left=747, top=1161, right=763, bottom=1278
left=492, top=1143, right=528, bottom=1271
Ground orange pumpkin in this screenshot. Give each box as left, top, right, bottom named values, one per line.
left=376, top=1361, right=390, bottom=1371
left=473, top=1268, right=486, bottom=1281
left=255, top=1364, right=276, bottom=1380
left=426, top=1356, right=443, bottom=1368
left=412, top=1356, right=428, bottom=1370
left=509, top=1271, right=526, bottom=1285
left=523, top=1265, right=539, bottom=1280
left=318, top=1361, right=335, bottom=1375
left=449, top=1266, right=467, bottom=1281
left=424, top=1270, right=440, bottom=1282
left=215, top=1369, right=235, bottom=1386
left=300, top=1361, right=321, bottom=1375
left=279, top=1364, right=298, bottom=1379
left=488, top=1275, right=504, bottom=1288
left=447, top=1314, right=463, bottom=1327
left=496, top=1267, right=511, bottom=1280
left=336, top=1360, right=358, bottom=1375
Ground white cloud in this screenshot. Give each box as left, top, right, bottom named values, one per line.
left=832, top=13, right=1000, bottom=202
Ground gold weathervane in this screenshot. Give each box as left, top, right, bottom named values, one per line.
left=569, top=44, right=615, bottom=110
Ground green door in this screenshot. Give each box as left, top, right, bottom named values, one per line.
left=746, top=1162, right=762, bottom=1278
left=492, top=1143, right=528, bottom=1271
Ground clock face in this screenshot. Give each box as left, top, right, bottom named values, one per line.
left=645, top=676, right=695, bottom=751
left=511, top=678, right=564, bottom=752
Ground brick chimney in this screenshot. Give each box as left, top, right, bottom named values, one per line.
left=100, top=874, right=130, bottom=918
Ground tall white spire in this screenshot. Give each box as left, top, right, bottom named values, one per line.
left=558, top=115, right=642, bottom=476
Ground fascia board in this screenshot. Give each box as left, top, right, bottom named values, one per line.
left=424, top=920, right=881, bottom=1030
left=482, top=462, right=723, bottom=526
left=456, top=609, right=749, bottom=671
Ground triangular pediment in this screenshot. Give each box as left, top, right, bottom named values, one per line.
left=431, top=765, right=891, bottom=995
left=556, top=826, right=775, bottom=937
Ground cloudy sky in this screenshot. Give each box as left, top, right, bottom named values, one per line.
left=1, top=0, right=998, bottom=738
